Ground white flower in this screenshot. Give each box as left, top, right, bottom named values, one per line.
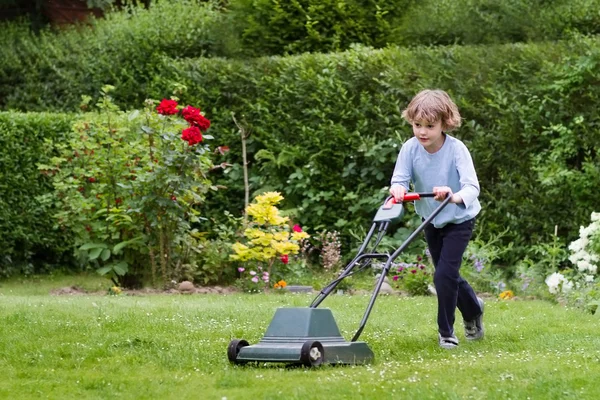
left=545, top=272, right=565, bottom=294
left=545, top=272, right=573, bottom=294
left=585, top=275, right=595, bottom=282
left=562, top=279, right=573, bottom=293
left=577, top=259, right=592, bottom=272
left=591, top=212, right=600, bottom=222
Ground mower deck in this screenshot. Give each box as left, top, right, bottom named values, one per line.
left=228, top=308, right=374, bottom=366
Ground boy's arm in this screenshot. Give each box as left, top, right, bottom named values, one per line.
left=454, top=144, right=480, bottom=208
left=390, top=141, right=412, bottom=192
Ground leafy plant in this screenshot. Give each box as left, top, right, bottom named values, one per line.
left=388, top=255, right=432, bottom=296
left=40, top=85, right=219, bottom=287
left=230, top=192, right=310, bottom=290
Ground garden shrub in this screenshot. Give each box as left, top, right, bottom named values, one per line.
left=3, top=37, right=600, bottom=270
left=0, top=0, right=228, bottom=111
left=545, top=211, right=600, bottom=313
left=227, top=0, right=411, bottom=56
left=0, top=111, right=76, bottom=275
left=155, top=37, right=600, bottom=265
left=227, top=0, right=600, bottom=55
left=5, top=1, right=600, bottom=111
left=41, top=86, right=223, bottom=288
left=230, top=192, right=310, bottom=291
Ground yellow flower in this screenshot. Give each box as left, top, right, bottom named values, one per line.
left=108, top=286, right=122, bottom=295
left=250, top=233, right=274, bottom=247
left=244, top=228, right=265, bottom=239
left=499, top=290, right=514, bottom=300
left=291, top=231, right=310, bottom=241
left=272, top=241, right=299, bottom=255
left=273, top=230, right=289, bottom=242
left=255, top=191, right=284, bottom=206
left=230, top=242, right=252, bottom=261
left=274, top=280, right=287, bottom=289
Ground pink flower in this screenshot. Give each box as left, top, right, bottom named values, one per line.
left=280, top=254, right=289, bottom=264
left=410, top=269, right=417, bottom=274
left=251, top=276, right=259, bottom=283
left=392, top=275, right=399, bottom=281
left=292, top=224, right=302, bottom=233
left=238, top=267, right=245, bottom=272
left=249, top=271, right=256, bottom=276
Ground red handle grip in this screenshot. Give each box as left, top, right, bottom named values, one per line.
left=403, top=193, right=421, bottom=201
left=384, top=193, right=428, bottom=209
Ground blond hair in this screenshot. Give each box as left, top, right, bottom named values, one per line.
left=401, top=89, right=462, bottom=131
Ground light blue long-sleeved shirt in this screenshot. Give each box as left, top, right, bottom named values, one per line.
left=390, top=134, right=481, bottom=228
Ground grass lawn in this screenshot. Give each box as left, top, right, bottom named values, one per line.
left=1, top=275, right=599, bottom=399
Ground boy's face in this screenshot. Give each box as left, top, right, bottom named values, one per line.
left=412, top=119, right=445, bottom=153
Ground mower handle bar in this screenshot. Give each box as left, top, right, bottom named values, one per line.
left=382, top=192, right=434, bottom=209
left=391, top=192, right=435, bottom=202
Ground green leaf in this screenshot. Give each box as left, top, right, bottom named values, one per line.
left=79, top=243, right=108, bottom=251
left=96, top=265, right=112, bottom=275
left=100, top=248, right=111, bottom=261
left=128, top=110, right=140, bottom=121
left=113, top=236, right=144, bottom=254
left=88, top=247, right=104, bottom=260
left=113, top=261, right=128, bottom=276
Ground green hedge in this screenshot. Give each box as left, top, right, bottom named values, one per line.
left=5, top=1, right=600, bottom=112
left=395, top=0, right=600, bottom=46
left=0, top=1, right=229, bottom=111
left=145, top=37, right=600, bottom=262
left=0, top=112, right=76, bottom=275
left=227, top=0, right=600, bottom=55
left=3, top=37, right=600, bottom=267
left=227, top=0, right=411, bottom=55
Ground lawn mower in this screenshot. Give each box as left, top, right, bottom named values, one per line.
left=227, top=192, right=451, bottom=367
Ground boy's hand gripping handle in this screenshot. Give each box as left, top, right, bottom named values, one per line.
left=383, top=192, right=435, bottom=209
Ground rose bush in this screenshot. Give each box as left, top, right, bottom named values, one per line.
left=40, top=85, right=221, bottom=288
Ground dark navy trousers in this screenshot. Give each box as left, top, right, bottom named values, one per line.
left=424, top=218, right=482, bottom=337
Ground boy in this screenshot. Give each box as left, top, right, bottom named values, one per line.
left=389, top=89, right=484, bottom=349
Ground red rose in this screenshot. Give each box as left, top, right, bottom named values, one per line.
left=292, top=224, right=302, bottom=233
left=156, top=99, right=179, bottom=115
left=181, top=126, right=203, bottom=146
left=280, top=254, right=289, bottom=264
left=181, top=105, right=211, bottom=131
left=181, top=105, right=201, bottom=121
left=88, top=177, right=96, bottom=183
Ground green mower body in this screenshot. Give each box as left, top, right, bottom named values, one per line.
left=228, top=308, right=374, bottom=366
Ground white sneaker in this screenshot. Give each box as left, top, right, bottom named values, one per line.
left=464, top=297, right=485, bottom=341
left=439, top=333, right=459, bottom=349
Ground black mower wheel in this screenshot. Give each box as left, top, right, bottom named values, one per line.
left=227, top=339, right=249, bottom=364
left=300, top=340, right=324, bottom=367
